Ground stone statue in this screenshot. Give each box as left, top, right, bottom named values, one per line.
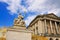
left=14, top=14, right=26, bottom=27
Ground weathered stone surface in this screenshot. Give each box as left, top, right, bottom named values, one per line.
left=6, top=30, right=32, bottom=40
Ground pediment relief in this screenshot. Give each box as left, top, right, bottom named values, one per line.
left=45, top=13, right=58, bottom=19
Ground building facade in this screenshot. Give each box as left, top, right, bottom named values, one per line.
left=28, top=13, right=60, bottom=40
left=0, top=13, right=60, bottom=40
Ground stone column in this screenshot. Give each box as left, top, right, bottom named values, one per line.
left=55, top=22, right=58, bottom=34
left=58, top=22, right=60, bottom=34
left=35, top=24, right=37, bottom=34
left=50, top=20, right=53, bottom=33
left=44, top=19, right=47, bottom=33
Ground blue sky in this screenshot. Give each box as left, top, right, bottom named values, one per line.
left=0, top=0, right=60, bottom=27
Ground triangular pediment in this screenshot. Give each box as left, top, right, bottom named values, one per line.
left=46, top=13, right=58, bottom=18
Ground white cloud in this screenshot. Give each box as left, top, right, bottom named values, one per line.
left=26, top=0, right=60, bottom=15
left=0, top=0, right=60, bottom=15
left=0, top=0, right=60, bottom=26
left=27, top=0, right=47, bottom=12
left=0, top=0, right=27, bottom=15
left=25, top=15, right=36, bottom=26
left=48, top=8, right=60, bottom=16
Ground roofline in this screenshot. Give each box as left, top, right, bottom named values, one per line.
left=27, top=13, right=60, bottom=28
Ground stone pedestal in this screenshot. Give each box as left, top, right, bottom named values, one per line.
left=6, top=27, right=32, bottom=40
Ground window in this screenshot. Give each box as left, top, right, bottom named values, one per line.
left=49, top=38, right=53, bottom=40
left=56, top=39, right=59, bottom=40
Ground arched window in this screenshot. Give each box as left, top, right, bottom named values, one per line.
left=56, top=39, right=59, bottom=40
left=49, top=38, right=53, bottom=40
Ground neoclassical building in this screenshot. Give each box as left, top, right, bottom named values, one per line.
left=28, top=13, right=60, bottom=40
left=0, top=13, right=60, bottom=40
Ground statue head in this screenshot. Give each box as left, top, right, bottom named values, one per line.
left=18, top=13, right=24, bottom=19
